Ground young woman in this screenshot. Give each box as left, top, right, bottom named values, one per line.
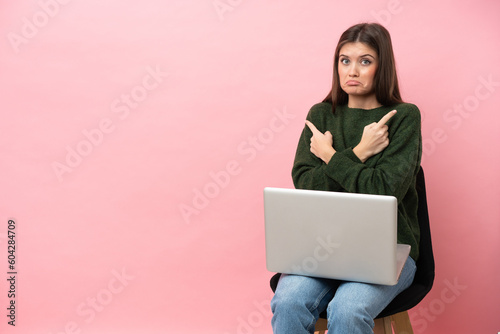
left=270, top=23, right=422, bottom=334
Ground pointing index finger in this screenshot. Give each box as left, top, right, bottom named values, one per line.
left=377, top=110, right=397, bottom=126
left=305, top=120, right=322, bottom=135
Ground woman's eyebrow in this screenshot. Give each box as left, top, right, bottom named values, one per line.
left=361, top=54, right=376, bottom=59
left=339, top=53, right=376, bottom=59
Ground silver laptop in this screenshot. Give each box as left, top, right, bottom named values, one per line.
left=264, top=187, right=411, bottom=285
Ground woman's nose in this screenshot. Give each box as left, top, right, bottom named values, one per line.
left=348, top=64, right=359, bottom=77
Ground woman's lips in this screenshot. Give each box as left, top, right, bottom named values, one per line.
left=346, top=80, right=361, bottom=86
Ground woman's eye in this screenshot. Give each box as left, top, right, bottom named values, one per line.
left=361, top=59, right=372, bottom=65
left=340, top=58, right=349, bottom=65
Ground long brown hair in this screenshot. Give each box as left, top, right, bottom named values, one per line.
left=323, top=23, right=403, bottom=111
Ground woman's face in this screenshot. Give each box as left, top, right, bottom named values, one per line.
left=337, top=42, right=379, bottom=99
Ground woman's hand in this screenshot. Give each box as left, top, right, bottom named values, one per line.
left=305, top=120, right=336, bottom=164
left=353, top=110, right=396, bottom=163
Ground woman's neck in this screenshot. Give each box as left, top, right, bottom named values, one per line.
left=347, top=95, right=382, bottom=110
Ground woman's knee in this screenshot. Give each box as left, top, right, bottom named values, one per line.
left=327, top=298, right=374, bottom=330
left=271, top=281, right=309, bottom=314
left=271, top=274, right=332, bottom=315
left=271, top=291, right=307, bottom=315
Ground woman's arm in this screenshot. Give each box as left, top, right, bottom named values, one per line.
left=352, top=110, right=397, bottom=163
left=323, top=105, right=422, bottom=202
left=291, top=106, right=345, bottom=192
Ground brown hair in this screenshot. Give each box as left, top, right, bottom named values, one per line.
left=323, top=23, right=403, bottom=110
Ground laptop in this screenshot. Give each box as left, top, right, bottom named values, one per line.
left=263, top=187, right=411, bottom=285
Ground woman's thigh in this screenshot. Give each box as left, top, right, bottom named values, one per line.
left=271, top=273, right=340, bottom=332
left=327, top=256, right=417, bottom=324
left=272, top=274, right=339, bottom=312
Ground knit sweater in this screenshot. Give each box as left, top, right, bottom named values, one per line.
left=292, top=102, right=422, bottom=261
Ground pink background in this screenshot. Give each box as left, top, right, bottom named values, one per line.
left=1, top=1, right=499, bottom=333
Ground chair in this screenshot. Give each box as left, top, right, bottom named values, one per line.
left=270, top=167, right=435, bottom=333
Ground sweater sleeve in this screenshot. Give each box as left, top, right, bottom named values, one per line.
left=324, top=104, right=422, bottom=202
left=291, top=104, right=345, bottom=192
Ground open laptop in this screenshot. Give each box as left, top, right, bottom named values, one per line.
left=264, top=187, right=411, bottom=286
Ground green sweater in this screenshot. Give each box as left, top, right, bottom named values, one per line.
left=292, top=102, right=422, bottom=261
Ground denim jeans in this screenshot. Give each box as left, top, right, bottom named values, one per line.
left=270, top=256, right=416, bottom=334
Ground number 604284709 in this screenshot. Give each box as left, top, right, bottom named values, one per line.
left=7, top=220, right=16, bottom=269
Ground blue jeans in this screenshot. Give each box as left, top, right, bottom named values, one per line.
left=271, top=256, right=416, bottom=334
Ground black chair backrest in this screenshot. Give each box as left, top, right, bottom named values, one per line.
left=414, top=167, right=435, bottom=290
left=376, top=166, right=435, bottom=318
